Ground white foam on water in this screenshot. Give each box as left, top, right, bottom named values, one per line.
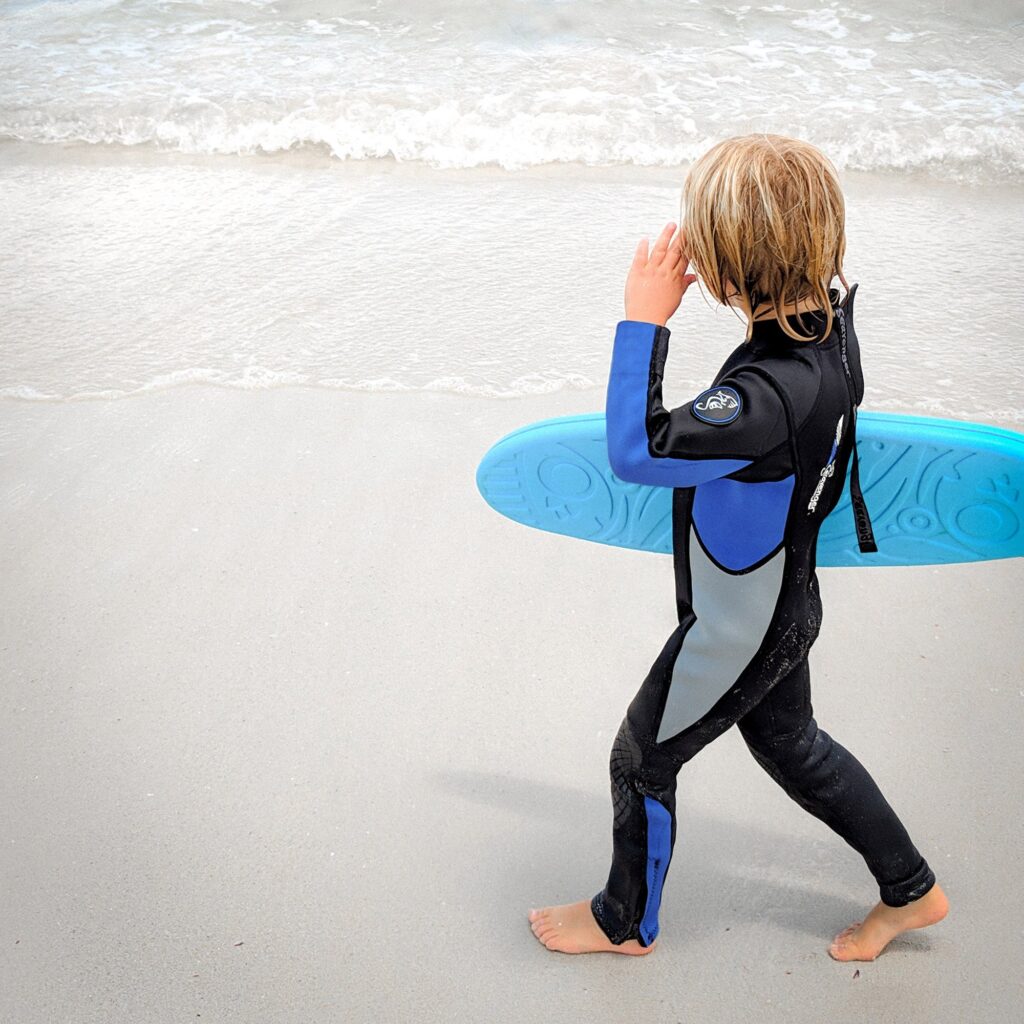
left=0, top=372, right=602, bottom=403
left=0, top=0, right=1020, bottom=183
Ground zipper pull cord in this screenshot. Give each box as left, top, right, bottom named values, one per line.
left=835, top=307, right=878, bottom=554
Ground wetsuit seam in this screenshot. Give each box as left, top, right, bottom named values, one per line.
left=691, top=517, right=786, bottom=576
left=765, top=720, right=808, bottom=744
left=745, top=362, right=822, bottom=467
left=644, top=325, right=670, bottom=461
left=757, top=395, right=786, bottom=459
left=795, top=363, right=825, bottom=443
left=651, top=613, right=698, bottom=744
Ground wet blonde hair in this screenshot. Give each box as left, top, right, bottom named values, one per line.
left=680, top=133, right=847, bottom=343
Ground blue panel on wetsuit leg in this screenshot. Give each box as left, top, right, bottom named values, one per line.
left=639, top=795, right=673, bottom=946
left=606, top=321, right=752, bottom=487
left=692, top=474, right=795, bottom=570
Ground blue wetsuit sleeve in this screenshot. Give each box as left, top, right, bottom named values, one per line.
left=606, top=320, right=785, bottom=487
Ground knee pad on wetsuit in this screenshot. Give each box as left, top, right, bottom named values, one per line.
left=610, top=715, right=680, bottom=806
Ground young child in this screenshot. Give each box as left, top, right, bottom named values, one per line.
left=527, top=134, right=949, bottom=961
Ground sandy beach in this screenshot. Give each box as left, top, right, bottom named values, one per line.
left=2, top=0, right=1022, bottom=1017
left=1, top=383, right=1021, bottom=1022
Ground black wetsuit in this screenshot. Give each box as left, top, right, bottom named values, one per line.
left=593, top=284, right=936, bottom=947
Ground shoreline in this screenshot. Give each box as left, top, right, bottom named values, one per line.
left=4, top=136, right=1023, bottom=192
left=3, top=139, right=1022, bottom=423
left=3, top=378, right=1023, bottom=437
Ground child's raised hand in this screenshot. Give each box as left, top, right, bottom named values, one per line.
left=624, top=221, right=698, bottom=326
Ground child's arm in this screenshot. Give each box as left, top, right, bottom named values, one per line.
left=605, top=221, right=785, bottom=487
left=605, top=320, right=785, bottom=487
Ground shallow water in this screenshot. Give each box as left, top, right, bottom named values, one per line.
left=1, top=144, right=1021, bottom=427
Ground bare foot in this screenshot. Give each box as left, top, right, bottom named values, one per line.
left=829, top=883, right=949, bottom=962
left=527, top=900, right=655, bottom=955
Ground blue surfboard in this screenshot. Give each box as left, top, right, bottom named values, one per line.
left=476, top=411, right=1024, bottom=567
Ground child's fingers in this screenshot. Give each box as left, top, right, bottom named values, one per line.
left=665, top=230, right=684, bottom=268
left=649, top=221, right=677, bottom=263
left=630, top=236, right=649, bottom=270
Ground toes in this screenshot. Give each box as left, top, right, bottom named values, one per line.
left=828, top=941, right=856, bottom=962
left=829, top=926, right=860, bottom=958
left=543, top=930, right=577, bottom=953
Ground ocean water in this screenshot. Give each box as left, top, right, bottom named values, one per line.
left=1, top=0, right=1021, bottom=179
left=0, top=0, right=1022, bottom=420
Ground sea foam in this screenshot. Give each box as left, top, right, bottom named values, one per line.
left=0, top=0, right=1020, bottom=183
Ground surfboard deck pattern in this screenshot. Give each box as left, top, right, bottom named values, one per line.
left=475, top=411, right=1024, bottom=567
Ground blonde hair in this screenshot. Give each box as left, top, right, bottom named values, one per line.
left=680, top=133, right=847, bottom=343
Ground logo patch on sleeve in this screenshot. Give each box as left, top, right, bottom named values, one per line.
left=691, top=385, right=742, bottom=425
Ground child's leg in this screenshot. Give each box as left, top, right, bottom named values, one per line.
left=736, top=656, right=935, bottom=904
left=530, top=617, right=761, bottom=952
left=735, top=656, right=948, bottom=960
left=586, top=619, right=755, bottom=948
left=528, top=628, right=947, bottom=958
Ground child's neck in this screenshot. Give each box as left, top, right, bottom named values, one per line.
left=749, top=295, right=826, bottom=323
